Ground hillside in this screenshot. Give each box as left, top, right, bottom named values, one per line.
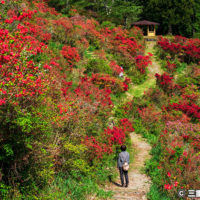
left=0, top=1, right=200, bottom=200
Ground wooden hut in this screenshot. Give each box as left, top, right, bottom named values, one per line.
left=132, top=20, right=159, bottom=37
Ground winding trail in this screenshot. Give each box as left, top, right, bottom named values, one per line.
left=127, top=41, right=163, bottom=98
left=105, top=41, right=163, bottom=200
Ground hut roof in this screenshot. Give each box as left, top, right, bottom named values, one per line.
left=132, top=20, right=160, bottom=26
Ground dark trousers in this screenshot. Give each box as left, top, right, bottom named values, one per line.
left=119, top=167, right=129, bottom=185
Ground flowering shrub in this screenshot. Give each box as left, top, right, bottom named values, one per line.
left=104, top=127, right=126, bottom=145
left=158, top=121, right=200, bottom=194
left=181, top=84, right=199, bottom=103
left=157, top=36, right=200, bottom=63
left=109, top=61, right=123, bottom=76
left=101, top=26, right=144, bottom=70
left=168, top=102, right=200, bottom=122
left=83, top=119, right=134, bottom=159
left=137, top=104, right=161, bottom=131
left=0, top=28, right=49, bottom=107
left=155, top=73, right=181, bottom=94
left=165, top=61, right=176, bottom=73
left=83, top=136, right=113, bottom=159
left=90, top=73, right=129, bottom=93
left=135, top=55, right=152, bottom=74
left=34, top=1, right=60, bottom=16
left=61, top=45, right=80, bottom=68
left=129, top=26, right=144, bottom=42
left=118, top=118, right=134, bottom=134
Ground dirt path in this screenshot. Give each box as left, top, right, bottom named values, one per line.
left=105, top=133, right=152, bottom=200
left=146, top=41, right=163, bottom=79
left=104, top=41, right=163, bottom=200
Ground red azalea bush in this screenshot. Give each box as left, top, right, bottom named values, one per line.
left=74, top=75, right=113, bottom=109
left=83, top=119, right=134, bottom=160
left=118, top=118, right=135, bottom=134
left=61, top=45, right=80, bottom=68
left=181, top=84, right=199, bottom=103
left=83, top=136, right=113, bottom=160
left=135, top=55, right=152, bottom=74
left=101, top=26, right=144, bottom=70
left=129, top=26, right=144, bottom=42
left=165, top=61, right=176, bottom=73
left=167, top=102, right=200, bottom=122
left=0, top=28, right=49, bottom=107
left=137, top=104, right=161, bottom=131
left=109, top=60, right=123, bottom=76
left=90, top=73, right=129, bottom=93
left=155, top=73, right=181, bottom=94
left=157, top=36, right=200, bottom=63
left=158, top=121, right=200, bottom=193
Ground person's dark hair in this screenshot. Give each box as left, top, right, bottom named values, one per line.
left=121, top=145, right=126, bottom=151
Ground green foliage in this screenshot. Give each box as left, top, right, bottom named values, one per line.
left=101, top=21, right=116, bottom=29
left=194, top=32, right=200, bottom=38
left=176, top=75, right=198, bottom=87
left=147, top=184, right=171, bottom=200
left=0, top=183, right=11, bottom=200
left=41, top=174, right=113, bottom=200
left=139, top=0, right=200, bottom=37
left=62, top=140, right=92, bottom=176
left=175, top=61, right=187, bottom=73
left=105, top=0, right=142, bottom=28
left=145, top=139, right=171, bottom=199
left=48, top=0, right=141, bottom=27
left=0, top=101, right=55, bottom=199
left=84, top=58, right=112, bottom=74
left=127, top=67, right=147, bottom=85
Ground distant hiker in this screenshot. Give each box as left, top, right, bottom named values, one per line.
left=117, top=145, right=130, bottom=187
left=119, top=66, right=124, bottom=78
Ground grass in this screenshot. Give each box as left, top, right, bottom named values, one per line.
left=128, top=78, right=156, bottom=97
left=147, top=184, right=171, bottom=200
left=128, top=134, right=137, bottom=171
left=41, top=174, right=113, bottom=200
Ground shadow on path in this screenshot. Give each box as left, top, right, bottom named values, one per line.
left=108, top=175, right=121, bottom=187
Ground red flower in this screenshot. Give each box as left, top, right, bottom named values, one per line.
left=167, top=172, right=171, bottom=177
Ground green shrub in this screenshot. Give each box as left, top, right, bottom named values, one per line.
left=0, top=103, right=55, bottom=199
left=41, top=174, right=113, bottom=200
left=101, top=21, right=116, bottom=30
left=127, top=67, right=147, bottom=84
left=85, top=58, right=112, bottom=74
left=193, top=32, right=200, bottom=39
left=175, top=62, right=187, bottom=73
left=176, top=76, right=198, bottom=87
left=147, top=184, right=171, bottom=200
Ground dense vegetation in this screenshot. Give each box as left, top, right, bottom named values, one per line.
left=131, top=36, right=200, bottom=199
left=48, top=0, right=200, bottom=37
left=0, top=0, right=150, bottom=199
left=0, top=0, right=200, bottom=200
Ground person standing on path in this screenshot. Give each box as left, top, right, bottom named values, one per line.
left=117, top=145, right=129, bottom=187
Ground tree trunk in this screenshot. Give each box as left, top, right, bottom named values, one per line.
left=66, top=0, right=69, bottom=9
left=168, top=24, right=172, bottom=35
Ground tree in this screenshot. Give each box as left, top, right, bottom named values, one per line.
left=139, top=0, right=199, bottom=37
left=48, top=0, right=141, bottom=27
left=105, top=0, right=142, bottom=27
